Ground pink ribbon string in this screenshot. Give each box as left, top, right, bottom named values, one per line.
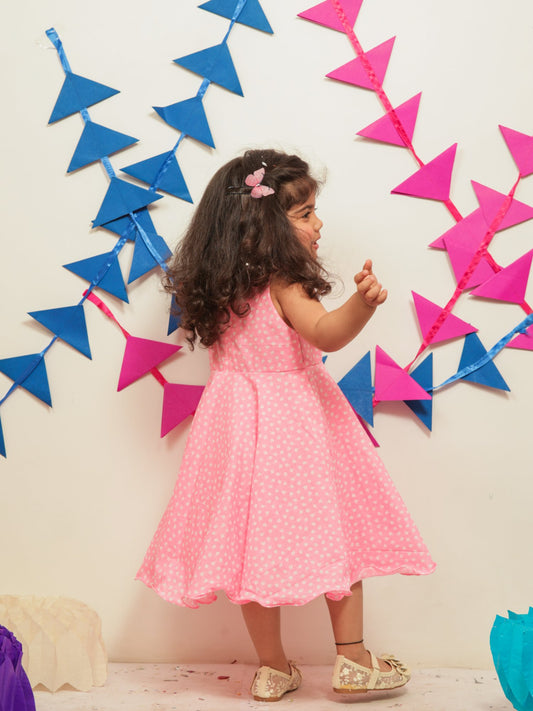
left=85, top=291, right=168, bottom=387
left=330, top=0, right=463, bottom=223
left=404, top=174, right=527, bottom=371
left=327, top=1, right=532, bottom=382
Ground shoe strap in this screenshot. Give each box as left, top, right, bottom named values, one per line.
left=367, top=652, right=381, bottom=690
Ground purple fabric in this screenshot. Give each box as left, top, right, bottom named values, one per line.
left=0, top=626, right=35, bottom=711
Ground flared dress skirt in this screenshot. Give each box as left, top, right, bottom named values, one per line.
left=136, top=287, right=435, bottom=607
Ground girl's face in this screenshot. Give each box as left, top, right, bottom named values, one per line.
left=286, top=192, right=323, bottom=259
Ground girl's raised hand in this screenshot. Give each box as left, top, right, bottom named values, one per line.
left=354, top=259, right=388, bottom=308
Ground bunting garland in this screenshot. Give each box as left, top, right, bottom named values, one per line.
left=0, top=0, right=272, bottom=457
left=1, top=1, right=532, bottom=455
left=85, top=291, right=204, bottom=436
left=298, top=0, right=533, bottom=432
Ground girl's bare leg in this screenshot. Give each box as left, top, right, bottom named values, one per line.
left=325, top=581, right=390, bottom=671
left=241, top=602, right=291, bottom=674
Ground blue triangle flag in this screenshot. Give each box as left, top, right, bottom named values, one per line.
left=168, top=294, right=182, bottom=336
left=404, top=354, right=433, bottom=430
left=458, top=333, right=510, bottom=391
left=174, top=42, right=243, bottom=96
left=199, top=0, right=273, bottom=33
left=67, top=121, right=138, bottom=172
left=92, top=177, right=163, bottom=227
left=100, top=208, right=156, bottom=240
left=0, top=415, right=5, bottom=458
left=128, top=233, right=172, bottom=283
left=121, top=151, right=192, bottom=202
left=49, top=72, right=119, bottom=124
left=28, top=305, right=92, bottom=359
left=337, top=351, right=374, bottom=425
left=63, top=252, right=129, bottom=302
left=153, top=97, right=215, bottom=147
left=0, top=354, right=52, bottom=406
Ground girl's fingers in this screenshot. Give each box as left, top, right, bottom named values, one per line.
left=354, top=262, right=387, bottom=306
left=353, top=269, right=369, bottom=285
left=375, top=289, right=388, bottom=304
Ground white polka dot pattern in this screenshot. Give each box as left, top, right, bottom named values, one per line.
left=136, top=288, right=435, bottom=608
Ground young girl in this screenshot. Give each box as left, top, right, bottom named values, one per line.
left=136, top=149, right=435, bottom=701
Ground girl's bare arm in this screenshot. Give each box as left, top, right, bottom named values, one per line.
left=272, top=260, right=387, bottom=352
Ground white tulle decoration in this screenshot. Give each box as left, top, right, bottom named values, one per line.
left=0, top=596, right=107, bottom=692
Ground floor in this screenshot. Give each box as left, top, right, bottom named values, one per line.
left=33, top=663, right=511, bottom=711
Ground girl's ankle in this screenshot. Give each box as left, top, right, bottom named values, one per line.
left=259, top=659, right=291, bottom=675
left=341, top=648, right=370, bottom=666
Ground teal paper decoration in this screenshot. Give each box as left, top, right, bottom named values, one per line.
left=337, top=351, right=374, bottom=426
left=48, top=72, right=119, bottom=123
left=129, top=233, right=172, bottom=283
left=67, top=121, right=138, bottom=173
left=121, top=151, right=192, bottom=202
left=63, top=252, right=129, bottom=302
left=28, top=305, right=92, bottom=359
left=404, top=354, right=433, bottom=430
left=199, top=0, right=273, bottom=33
left=153, top=97, right=215, bottom=147
left=92, top=177, right=163, bottom=227
left=0, top=355, right=52, bottom=407
left=0, top=417, right=4, bottom=458
left=491, top=609, right=533, bottom=711
left=458, top=333, right=510, bottom=391
left=174, top=42, right=243, bottom=96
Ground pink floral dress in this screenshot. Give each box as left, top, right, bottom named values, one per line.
left=136, top=288, right=435, bottom=607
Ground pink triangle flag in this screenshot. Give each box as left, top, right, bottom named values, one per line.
left=508, top=325, right=533, bottom=351
left=441, top=210, right=496, bottom=289
left=470, top=250, right=533, bottom=304
left=326, top=37, right=395, bottom=90
left=357, top=93, right=421, bottom=147
left=374, top=346, right=432, bottom=401
left=298, top=0, right=364, bottom=32
left=499, top=125, right=533, bottom=177
left=412, top=292, right=477, bottom=344
left=392, top=144, right=457, bottom=202
left=118, top=336, right=182, bottom=391
left=472, top=181, right=533, bottom=231
left=429, top=208, right=485, bottom=249
left=161, top=383, right=205, bottom=437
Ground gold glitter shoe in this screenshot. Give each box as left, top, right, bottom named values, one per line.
left=332, top=652, right=410, bottom=694
left=250, top=661, right=302, bottom=702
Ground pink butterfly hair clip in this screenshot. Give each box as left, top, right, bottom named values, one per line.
left=244, top=167, right=275, bottom=198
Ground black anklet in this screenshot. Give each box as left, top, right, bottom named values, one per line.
left=335, top=638, right=364, bottom=646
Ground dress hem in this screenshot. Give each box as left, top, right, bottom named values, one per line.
left=135, top=560, right=436, bottom=609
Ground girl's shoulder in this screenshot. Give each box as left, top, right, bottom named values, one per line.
left=269, top=278, right=326, bottom=335
left=268, top=278, right=293, bottom=326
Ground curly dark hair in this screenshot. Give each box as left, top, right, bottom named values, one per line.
left=163, top=148, right=332, bottom=347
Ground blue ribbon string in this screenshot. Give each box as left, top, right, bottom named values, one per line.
left=0, top=339, right=58, bottom=408
left=46, top=27, right=117, bottom=183
left=130, top=214, right=169, bottom=273
left=79, top=235, right=130, bottom=303
left=152, top=0, right=248, bottom=192
left=222, top=0, right=248, bottom=43
left=45, top=28, right=72, bottom=73
left=0, top=6, right=252, bottom=412
left=433, top=312, right=533, bottom=392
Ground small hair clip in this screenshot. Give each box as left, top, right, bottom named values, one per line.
left=244, top=167, right=275, bottom=198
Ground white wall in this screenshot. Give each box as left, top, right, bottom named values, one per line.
left=2, top=0, right=533, bottom=669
